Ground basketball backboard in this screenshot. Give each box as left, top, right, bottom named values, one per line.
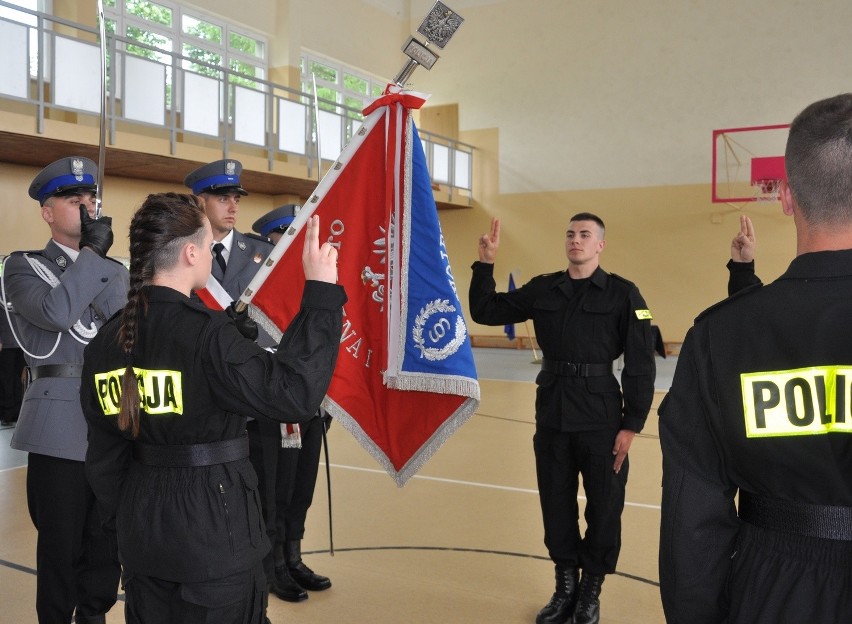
left=712, top=124, right=789, bottom=204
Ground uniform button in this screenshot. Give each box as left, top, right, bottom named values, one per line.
left=101, top=277, right=108, bottom=282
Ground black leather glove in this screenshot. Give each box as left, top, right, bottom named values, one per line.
left=79, top=205, right=114, bottom=258
left=226, top=301, right=259, bottom=341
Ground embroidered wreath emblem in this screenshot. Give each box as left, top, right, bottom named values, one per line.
left=412, top=299, right=467, bottom=361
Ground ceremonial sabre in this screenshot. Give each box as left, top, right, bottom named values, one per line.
left=95, top=0, right=107, bottom=218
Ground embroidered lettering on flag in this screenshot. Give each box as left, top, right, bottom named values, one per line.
left=238, top=85, right=480, bottom=485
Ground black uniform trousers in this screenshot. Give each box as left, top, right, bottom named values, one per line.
left=0, top=347, right=24, bottom=423
left=247, top=415, right=323, bottom=572
left=724, top=523, right=852, bottom=624
left=124, top=560, right=267, bottom=624
left=533, top=425, right=627, bottom=575
left=26, top=453, right=120, bottom=624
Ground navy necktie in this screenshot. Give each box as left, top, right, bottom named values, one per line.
left=212, top=242, right=226, bottom=280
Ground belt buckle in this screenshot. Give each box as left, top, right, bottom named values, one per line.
left=567, top=362, right=578, bottom=376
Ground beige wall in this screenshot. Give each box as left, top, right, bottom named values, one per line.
left=0, top=0, right=836, bottom=344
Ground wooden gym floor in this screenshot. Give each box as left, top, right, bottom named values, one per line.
left=0, top=349, right=672, bottom=623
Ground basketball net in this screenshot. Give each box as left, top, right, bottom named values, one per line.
left=754, top=178, right=782, bottom=201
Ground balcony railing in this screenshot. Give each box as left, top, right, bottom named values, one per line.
left=0, top=1, right=474, bottom=204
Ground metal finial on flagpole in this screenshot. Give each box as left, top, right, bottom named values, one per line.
left=393, top=1, right=464, bottom=87
left=95, top=0, right=107, bottom=219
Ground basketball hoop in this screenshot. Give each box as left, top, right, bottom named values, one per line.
left=754, top=178, right=782, bottom=200
left=751, top=156, right=785, bottom=202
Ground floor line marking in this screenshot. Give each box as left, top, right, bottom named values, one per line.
left=324, top=463, right=662, bottom=510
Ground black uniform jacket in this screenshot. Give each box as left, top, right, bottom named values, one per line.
left=659, top=249, right=852, bottom=622
left=81, top=282, right=345, bottom=583
left=469, top=262, right=655, bottom=433
left=726, top=259, right=763, bottom=296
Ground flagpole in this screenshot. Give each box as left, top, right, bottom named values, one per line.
left=95, top=0, right=107, bottom=219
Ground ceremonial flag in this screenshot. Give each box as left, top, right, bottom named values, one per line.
left=504, top=273, right=516, bottom=341
left=240, top=86, right=479, bottom=485
left=195, top=275, right=231, bottom=311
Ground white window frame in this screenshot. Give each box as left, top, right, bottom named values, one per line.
left=300, top=50, right=386, bottom=120
left=104, top=0, right=267, bottom=84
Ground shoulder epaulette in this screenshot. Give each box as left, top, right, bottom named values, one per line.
left=695, top=282, right=763, bottom=322
left=244, top=232, right=273, bottom=245
left=608, top=272, right=635, bottom=287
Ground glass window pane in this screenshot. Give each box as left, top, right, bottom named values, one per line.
left=371, top=83, right=384, bottom=97
left=230, top=59, right=260, bottom=88
left=315, top=85, right=337, bottom=112
left=454, top=149, right=471, bottom=189
left=183, top=43, right=221, bottom=76
left=127, top=25, right=172, bottom=63
left=230, top=32, right=263, bottom=59
left=344, top=95, right=363, bottom=112
left=432, top=143, right=450, bottom=184
left=0, top=0, right=37, bottom=25
left=343, top=73, right=367, bottom=95
left=182, top=15, right=222, bottom=43
left=309, top=61, right=336, bottom=83
left=127, top=0, right=172, bottom=28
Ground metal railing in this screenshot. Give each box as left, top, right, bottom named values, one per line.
left=0, top=1, right=474, bottom=202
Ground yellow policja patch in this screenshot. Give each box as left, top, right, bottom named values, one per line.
left=94, top=367, right=184, bottom=416
left=635, top=309, right=653, bottom=320
left=741, top=365, right=852, bottom=437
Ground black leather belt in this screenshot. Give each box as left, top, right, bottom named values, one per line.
left=29, top=364, right=84, bottom=380
left=739, top=491, right=852, bottom=541
left=133, top=436, right=249, bottom=467
left=541, top=359, right=611, bottom=377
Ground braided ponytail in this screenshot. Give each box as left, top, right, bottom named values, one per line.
left=116, top=192, right=206, bottom=437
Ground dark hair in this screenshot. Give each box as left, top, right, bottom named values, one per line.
left=568, top=212, right=606, bottom=236
left=117, top=192, right=206, bottom=437
left=785, top=93, right=852, bottom=225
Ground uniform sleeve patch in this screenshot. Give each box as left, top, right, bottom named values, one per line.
left=635, top=309, right=653, bottom=320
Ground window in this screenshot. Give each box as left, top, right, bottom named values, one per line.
left=301, top=52, right=386, bottom=122
left=105, top=0, right=267, bottom=90
left=0, top=0, right=45, bottom=76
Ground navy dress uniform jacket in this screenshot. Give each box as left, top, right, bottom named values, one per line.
left=469, top=262, right=655, bottom=433
left=5, top=242, right=129, bottom=461
left=659, top=249, right=852, bottom=623
left=80, top=282, right=345, bottom=583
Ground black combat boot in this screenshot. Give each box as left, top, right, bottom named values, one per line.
left=269, top=563, right=308, bottom=602
left=285, top=540, right=332, bottom=591
left=572, top=572, right=605, bottom=624
left=74, top=615, right=106, bottom=623
left=536, top=566, right=579, bottom=624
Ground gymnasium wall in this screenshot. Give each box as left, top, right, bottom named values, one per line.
left=2, top=0, right=844, bottom=342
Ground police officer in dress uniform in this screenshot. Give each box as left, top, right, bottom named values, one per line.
left=4, top=157, right=125, bottom=623
left=659, top=93, right=852, bottom=624
left=469, top=213, right=656, bottom=624
left=183, top=159, right=274, bottom=313
left=250, top=204, right=333, bottom=603
left=80, top=193, right=344, bottom=623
